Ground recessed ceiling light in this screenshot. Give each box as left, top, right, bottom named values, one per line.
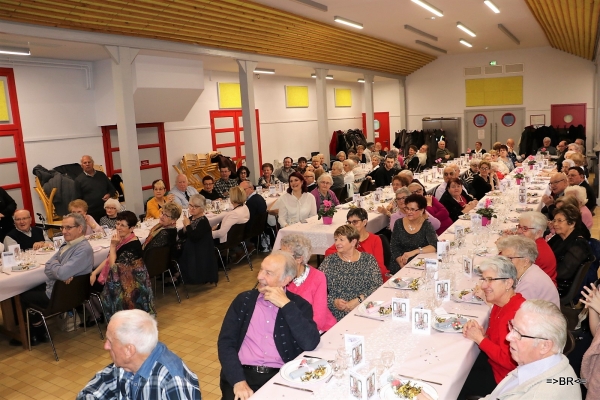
left=457, top=22, right=476, bottom=37
left=311, top=74, right=334, bottom=79
left=0, top=46, right=31, bottom=56
left=459, top=39, right=473, bottom=48
left=254, top=68, right=275, bottom=74
left=411, top=0, right=443, bottom=18
left=333, top=16, right=363, bottom=29
left=484, top=0, right=500, bottom=13
left=357, top=79, right=365, bottom=83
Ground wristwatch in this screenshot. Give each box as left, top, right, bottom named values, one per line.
left=357, top=295, right=363, bottom=303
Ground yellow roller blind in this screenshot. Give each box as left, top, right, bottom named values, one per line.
left=335, top=88, right=352, bottom=107
left=466, top=76, right=523, bottom=107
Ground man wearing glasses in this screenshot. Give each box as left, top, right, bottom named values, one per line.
left=4, top=209, right=52, bottom=250
left=13, top=213, right=93, bottom=346
left=567, top=166, right=596, bottom=213
left=434, top=166, right=457, bottom=200
left=483, top=300, right=580, bottom=399
left=541, top=173, right=568, bottom=217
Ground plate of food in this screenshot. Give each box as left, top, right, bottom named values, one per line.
left=527, top=192, right=540, bottom=197
left=515, top=207, right=534, bottom=213
left=279, top=358, right=331, bottom=384
left=526, top=199, right=538, bottom=204
left=528, top=186, right=544, bottom=190
left=451, top=290, right=485, bottom=304
left=433, top=314, right=468, bottom=333
left=388, top=277, right=421, bottom=290
left=358, top=300, right=392, bottom=318
left=380, top=380, right=438, bottom=400
left=11, top=264, right=41, bottom=272
left=458, top=214, right=471, bottom=220
left=36, top=246, right=56, bottom=254
left=488, top=191, right=502, bottom=196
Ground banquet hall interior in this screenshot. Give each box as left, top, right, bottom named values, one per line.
left=1, top=0, right=600, bottom=399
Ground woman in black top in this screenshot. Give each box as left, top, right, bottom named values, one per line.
left=471, top=160, right=498, bottom=200
left=0, top=187, right=17, bottom=242
left=404, top=145, right=420, bottom=172
left=439, top=178, right=478, bottom=222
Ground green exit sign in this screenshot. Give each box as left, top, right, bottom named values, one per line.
left=489, top=61, right=497, bottom=66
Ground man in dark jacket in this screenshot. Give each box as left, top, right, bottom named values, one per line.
left=217, top=251, right=320, bottom=400
left=75, top=155, right=116, bottom=222
left=368, top=155, right=399, bottom=187
left=567, top=167, right=596, bottom=213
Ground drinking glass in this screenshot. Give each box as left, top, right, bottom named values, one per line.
left=381, top=350, right=395, bottom=369
left=331, top=358, right=346, bottom=386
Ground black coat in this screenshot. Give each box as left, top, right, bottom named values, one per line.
left=471, top=174, right=493, bottom=200
left=177, top=216, right=218, bottom=284
left=439, top=190, right=474, bottom=222
left=548, top=229, right=593, bottom=297
left=0, top=188, right=17, bottom=242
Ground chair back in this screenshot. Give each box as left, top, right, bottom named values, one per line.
left=560, top=256, right=595, bottom=306
left=217, top=223, right=246, bottom=250
left=378, top=234, right=392, bottom=272
left=144, top=246, right=172, bottom=279
left=333, top=186, right=348, bottom=204
left=563, top=330, right=576, bottom=356
left=358, top=179, right=376, bottom=195
left=43, top=274, right=91, bottom=315
left=244, top=212, right=268, bottom=240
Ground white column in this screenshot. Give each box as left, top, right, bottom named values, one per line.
left=398, top=77, right=408, bottom=130
left=363, top=73, right=375, bottom=143
left=106, top=46, right=144, bottom=215
left=237, top=60, right=260, bottom=185
left=314, top=68, right=330, bottom=165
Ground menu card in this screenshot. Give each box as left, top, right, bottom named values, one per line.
left=1, top=252, right=17, bottom=271
left=392, top=298, right=410, bottom=322
left=344, top=334, right=365, bottom=370
left=349, top=368, right=377, bottom=400
left=435, top=279, right=451, bottom=301
left=411, top=308, right=432, bottom=334
left=463, top=256, right=473, bottom=278
left=471, top=214, right=482, bottom=229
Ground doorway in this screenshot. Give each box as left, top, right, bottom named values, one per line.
left=464, top=108, right=525, bottom=151
left=551, top=103, right=586, bottom=128
left=362, top=112, right=390, bottom=149
left=209, top=109, right=262, bottom=167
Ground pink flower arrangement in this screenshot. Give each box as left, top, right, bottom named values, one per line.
left=317, top=199, right=337, bottom=219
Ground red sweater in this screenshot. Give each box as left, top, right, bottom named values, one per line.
left=287, top=266, right=337, bottom=332
left=325, top=232, right=389, bottom=282
left=479, top=293, right=525, bottom=383
left=535, top=237, right=558, bottom=286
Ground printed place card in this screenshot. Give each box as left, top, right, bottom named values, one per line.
left=344, top=334, right=365, bottom=370
left=411, top=308, right=431, bottom=334
left=392, top=298, right=410, bottom=322
left=435, top=279, right=451, bottom=301
left=349, top=368, right=377, bottom=400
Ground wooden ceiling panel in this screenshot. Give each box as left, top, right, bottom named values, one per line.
left=0, top=0, right=437, bottom=76
left=524, top=0, right=600, bottom=60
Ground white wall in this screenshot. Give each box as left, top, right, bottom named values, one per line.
left=406, top=46, right=596, bottom=148
left=374, top=79, right=402, bottom=135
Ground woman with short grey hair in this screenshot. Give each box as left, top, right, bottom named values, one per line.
left=460, top=255, right=525, bottom=397
left=565, top=185, right=593, bottom=229
left=329, top=161, right=345, bottom=190
left=100, top=198, right=122, bottom=229
left=281, top=234, right=336, bottom=332
left=516, top=211, right=557, bottom=285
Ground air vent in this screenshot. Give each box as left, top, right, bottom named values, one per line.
left=464, top=66, right=482, bottom=76
left=505, top=63, right=524, bottom=73
left=484, top=65, right=503, bottom=74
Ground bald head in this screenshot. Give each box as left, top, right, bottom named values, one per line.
left=176, top=174, right=189, bottom=191
left=13, top=209, right=32, bottom=231
left=549, top=173, right=568, bottom=194
left=81, top=155, right=95, bottom=174
left=443, top=166, right=455, bottom=183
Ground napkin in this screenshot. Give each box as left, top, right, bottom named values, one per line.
left=92, top=246, right=103, bottom=252
left=366, top=300, right=391, bottom=314
left=289, top=359, right=329, bottom=379
left=436, top=316, right=467, bottom=329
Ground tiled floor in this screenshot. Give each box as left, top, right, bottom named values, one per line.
left=0, top=252, right=267, bottom=400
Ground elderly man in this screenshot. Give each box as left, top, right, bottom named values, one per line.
left=75, top=155, right=116, bottom=222
left=435, top=140, right=454, bottom=161
left=274, top=157, right=295, bottom=183
left=496, top=236, right=560, bottom=307
left=506, top=138, right=519, bottom=164
left=4, top=209, right=51, bottom=250
left=417, top=144, right=428, bottom=167
left=77, top=310, right=201, bottom=400
left=567, top=167, right=596, bottom=213
left=368, top=155, right=399, bottom=187
left=555, top=140, right=568, bottom=166
left=482, top=300, right=581, bottom=399
left=470, top=141, right=486, bottom=155
left=170, top=174, right=199, bottom=208
left=13, top=213, right=93, bottom=346
left=374, top=142, right=386, bottom=157
left=538, top=137, right=557, bottom=155
left=303, top=170, right=317, bottom=192
left=513, top=212, right=557, bottom=285
left=218, top=251, right=320, bottom=400
left=240, top=180, right=266, bottom=240
left=541, top=173, right=568, bottom=217
left=215, top=165, right=238, bottom=198
left=434, top=165, right=457, bottom=200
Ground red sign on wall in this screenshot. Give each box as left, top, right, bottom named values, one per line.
left=140, top=160, right=149, bottom=166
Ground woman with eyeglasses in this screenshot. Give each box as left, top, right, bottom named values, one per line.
left=471, top=160, right=498, bottom=200
left=548, top=204, right=593, bottom=298
left=459, top=256, right=524, bottom=398
left=99, top=198, right=121, bottom=229
left=92, top=211, right=155, bottom=321
left=236, top=166, right=251, bottom=184
left=145, top=179, right=175, bottom=220
left=389, top=188, right=441, bottom=233
left=498, top=145, right=515, bottom=172
left=439, top=178, right=478, bottom=222
left=311, top=173, right=340, bottom=210
left=408, top=182, right=452, bottom=234
left=514, top=211, right=557, bottom=285
left=324, top=208, right=388, bottom=281
left=177, top=194, right=218, bottom=285
left=320, top=225, right=382, bottom=321
left=390, top=194, right=438, bottom=273
left=142, top=202, right=181, bottom=256
left=377, top=175, right=411, bottom=216
left=69, top=199, right=105, bottom=235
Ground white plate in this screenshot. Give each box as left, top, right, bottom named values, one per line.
left=357, top=301, right=391, bottom=318
left=432, top=314, right=468, bottom=333
left=279, top=358, right=332, bottom=384
left=379, top=381, right=439, bottom=400
left=458, top=214, right=471, bottom=220
left=451, top=291, right=485, bottom=305
left=36, top=248, right=55, bottom=254
left=11, top=264, right=41, bottom=272
left=387, top=277, right=416, bottom=290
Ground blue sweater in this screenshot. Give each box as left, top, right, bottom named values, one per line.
left=44, top=238, right=94, bottom=298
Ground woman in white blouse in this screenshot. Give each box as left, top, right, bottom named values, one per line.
left=342, top=159, right=356, bottom=198
left=278, top=172, right=317, bottom=227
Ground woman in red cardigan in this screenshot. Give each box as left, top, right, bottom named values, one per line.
left=324, top=208, right=388, bottom=282
left=458, top=256, right=525, bottom=399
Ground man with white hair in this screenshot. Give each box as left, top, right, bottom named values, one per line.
left=218, top=251, right=320, bottom=400
left=435, top=140, right=454, bottom=160
left=541, top=173, right=568, bottom=218
left=567, top=166, right=596, bottom=213
left=75, top=155, right=117, bottom=221
left=506, top=138, right=519, bottom=164
left=514, top=212, right=557, bottom=285
left=434, top=165, right=458, bottom=200
left=170, top=174, right=199, bottom=208
left=538, top=137, right=557, bottom=155
left=417, top=144, right=428, bottom=166
left=4, top=209, right=51, bottom=250
left=482, top=300, right=581, bottom=399
left=77, top=310, right=201, bottom=399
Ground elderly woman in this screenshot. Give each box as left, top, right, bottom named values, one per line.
left=317, top=153, right=329, bottom=171
left=490, top=162, right=505, bottom=181
left=99, top=198, right=121, bottom=229
left=324, top=208, right=388, bottom=281
left=553, top=195, right=591, bottom=239
left=310, top=173, right=340, bottom=210
left=278, top=172, right=317, bottom=228
left=377, top=176, right=411, bottom=216
left=548, top=204, right=593, bottom=297
left=257, top=163, right=280, bottom=189
left=498, top=145, right=514, bottom=172
left=145, top=179, right=175, bottom=220
left=489, top=150, right=510, bottom=175
left=336, top=151, right=347, bottom=163
left=212, top=187, right=249, bottom=243
left=342, top=159, right=356, bottom=197
left=177, top=194, right=218, bottom=285
left=408, top=182, right=452, bottom=235
left=404, top=145, right=420, bottom=171
left=439, top=178, right=478, bottom=222
left=561, top=158, right=576, bottom=174
left=459, top=257, right=525, bottom=397
left=320, top=225, right=383, bottom=321
left=581, top=281, right=600, bottom=398
left=496, top=236, right=560, bottom=307
left=390, top=194, right=438, bottom=273
left=356, top=145, right=368, bottom=164
left=142, top=202, right=181, bottom=256
left=463, top=160, right=480, bottom=186
left=329, top=161, right=345, bottom=190
left=564, top=185, right=593, bottom=229
left=236, top=166, right=250, bottom=184
left=371, top=154, right=381, bottom=169
left=281, top=234, right=337, bottom=332
left=69, top=199, right=104, bottom=235
left=471, top=160, right=498, bottom=200
left=389, top=188, right=441, bottom=233
left=514, top=211, right=557, bottom=285
left=92, top=211, right=155, bottom=321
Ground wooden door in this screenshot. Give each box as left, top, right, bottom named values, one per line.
left=209, top=109, right=262, bottom=166
left=551, top=103, right=586, bottom=128
left=362, top=112, right=390, bottom=149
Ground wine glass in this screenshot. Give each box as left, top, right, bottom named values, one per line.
left=331, top=357, right=346, bottom=386
left=381, top=350, right=395, bottom=369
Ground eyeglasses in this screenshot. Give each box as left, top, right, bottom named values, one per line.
left=552, top=218, right=567, bottom=224
left=160, top=212, right=174, bottom=219
left=479, top=167, right=490, bottom=171
left=516, top=225, right=535, bottom=232
left=154, top=187, right=166, bottom=191
left=405, top=208, right=421, bottom=213
left=396, top=196, right=407, bottom=202
left=410, top=189, right=423, bottom=194
left=14, top=217, right=31, bottom=222
left=501, top=255, right=524, bottom=261
left=105, top=207, right=117, bottom=210
left=188, top=204, right=201, bottom=209
left=508, top=320, right=548, bottom=341
left=549, top=179, right=565, bottom=185
left=60, top=225, right=78, bottom=231
left=479, top=277, right=509, bottom=283
left=115, top=223, right=130, bottom=228
left=346, top=219, right=364, bottom=225
left=443, top=172, right=454, bottom=176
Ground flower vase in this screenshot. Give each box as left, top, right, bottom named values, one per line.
left=482, top=217, right=491, bottom=226
left=322, top=216, right=333, bottom=225
left=529, top=165, right=534, bottom=170
left=516, top=179, right=521, bottom=185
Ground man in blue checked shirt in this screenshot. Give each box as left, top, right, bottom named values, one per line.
left=77, top=310, right=201, bottom=400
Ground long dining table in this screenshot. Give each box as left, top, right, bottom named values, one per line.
left=252, top=165, right=552, bottom=399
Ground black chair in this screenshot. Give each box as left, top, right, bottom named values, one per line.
left=332, top=186, right=348, bottom=204
left=378, top=234, right=392, bottom=273
left=214, top=223, right=250, bottom=279
left=242, top=212, right=268, bottom=257
left=144, top=246, right=182, bottom=303
left=26, top=273, right=103, bottom=361
left=358, top=179, right=376, bottom=195
left=560, top=256, right=595, bottom=307
left=170, top=260, right=190, bottom=298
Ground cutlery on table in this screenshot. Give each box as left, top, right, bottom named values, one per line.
left=1, top=271, right=10, bottom=275
left=354, top=314, right=385, bottom=322
left=397, top=374, right=442, bottom=386
left=273, top=382, right=314, bottom=393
